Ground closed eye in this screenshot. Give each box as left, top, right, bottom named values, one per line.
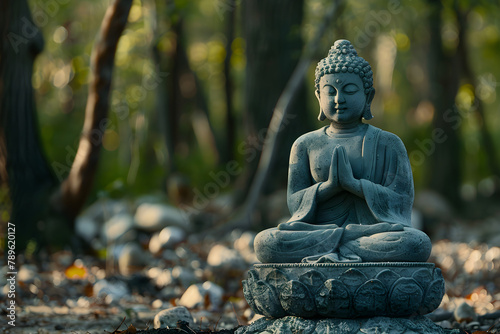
left=344, top=83, right=359, bottom=94
left=323, top=85, right=336, bottom=95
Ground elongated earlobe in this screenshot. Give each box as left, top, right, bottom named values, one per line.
left=363, top=105, right=373, bottom=120
left=318, top=109, right=326, bottom=121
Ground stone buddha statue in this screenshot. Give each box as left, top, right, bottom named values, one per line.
left=254, top=40, right=432, bottom=264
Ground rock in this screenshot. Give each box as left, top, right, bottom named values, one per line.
left=135, top=203, right=190, bottom=232
left=150, top=227, right=186, bottom=254
left=236, top=316, right=449, bottom=334
left=93, top=279, right=129, bottom=302
left=207, top=244, right=247, bottom=270
left=118, top=243, right=148, bottom=276
left=178, top=281, right=224, bottom=310
left=75, top=216, right=100, bottom=242
left=153, top=306, right=194, bottom=329
left=234, top=232, right=258, bottom=264
left=454, top=301, right=476, bottom=323
left=102, top=213, right=135, bottom=244
left=18, top=265, right=38, bottom=283
left=172, top=266, right=198, bottom=288
left=148, top=233, right=163, bottom=254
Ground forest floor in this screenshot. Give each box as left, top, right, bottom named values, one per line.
left=2, top=197, right=500, bottom=334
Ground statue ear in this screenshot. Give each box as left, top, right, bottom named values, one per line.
left=363, top=89, right=375, bottom=120
left=315, top=90, right=326, bottom=121
left=318, top=109, right=326, bottom=121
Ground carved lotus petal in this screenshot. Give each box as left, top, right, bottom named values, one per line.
left=389, top=277, right=423, bottom=316
left=354, top=279, right=387, bottom=316
left=265, top=269, right=289, bottom=287
left=279, top=280, right=316, bottom=317
left=252, top=280, right=286, bottom=318
left=247, top=269, right=258, bottom=283
left=316, top=278, right=351, bottom=317
left=418, top=278, right=446, bottom=315
left=299, top=269, right=326, bottom=291
left=242, top=280, right=259, bottom=314
left=375, top=269, right=401, bottom=289
left=412, top=268, right=432, bottom=288
left=339, top=268, right=368, bottom=292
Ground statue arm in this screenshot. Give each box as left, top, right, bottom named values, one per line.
left=359, top=133, right=414, bottom=227
left=287, top=138, right=342, bottom=215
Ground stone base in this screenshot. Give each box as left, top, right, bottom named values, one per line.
left=235, top=316, right=459, bottom=334
left=242, top=262, right=445, bottom=318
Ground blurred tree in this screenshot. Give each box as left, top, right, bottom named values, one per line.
left=426, top=0, right=463, bottom=206
left=0, top=0, right=57, bottom=250
left=0, top=0, right=133, bottom=251
left=241, top=0, right=311, bottom=197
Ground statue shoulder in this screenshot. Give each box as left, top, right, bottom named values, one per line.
left=372, top=126, right=408, bottom=153
left=290, top=127, right=326, bottom=158
left=292, top=127, right=326, bottom=147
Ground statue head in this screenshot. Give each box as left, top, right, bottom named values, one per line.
left=315, top=40, right=375, bottom=121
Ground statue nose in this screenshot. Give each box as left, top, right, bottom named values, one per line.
left=334, top=93, right=345, bottom=104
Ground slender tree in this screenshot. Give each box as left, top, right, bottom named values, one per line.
left=0, top=0, right=133, bottom=250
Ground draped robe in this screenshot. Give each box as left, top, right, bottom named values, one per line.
left=254, top=125, right=431, bottom=263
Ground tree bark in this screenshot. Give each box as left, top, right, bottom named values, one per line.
left=426, top=0, right=462, bottom=206
left=53, top=0, right=133, bottom=219
left=240, top=0, right=310, bottom=199
left=455, top=6, right=500, bottom=179
left=0, top=0, right=57, bottom=249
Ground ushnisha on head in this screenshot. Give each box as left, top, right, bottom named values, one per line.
left=315, top=40, right=375, bottom=121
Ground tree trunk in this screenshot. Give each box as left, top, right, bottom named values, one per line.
left=0, top=0, right=57, bottom=250
left=0, top=0, right=133, bottom=251
left=426, top=0, right=462, bottom=206
left=54, top=0, right=133, bottom=220
left=241, top=0, right=310, bottom=196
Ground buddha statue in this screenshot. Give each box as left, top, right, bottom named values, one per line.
left=254, top=40, right=432, bottom=264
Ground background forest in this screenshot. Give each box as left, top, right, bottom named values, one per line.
left=1, top=0, right=500, bottom=250
left=1, top=0, right=500, bottom=333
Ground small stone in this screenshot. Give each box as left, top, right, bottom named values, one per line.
left=159, top=226, right=186, bottom=248
left=153, top=306, right=194, bottom=329
left=454, top=301, right=476, bottom=323
left=93, top=279, right=129, bottom=302
left=152, top=299, right=164, bottom=309
left=118, top=243, right=148, bottom=276
left=150, top=227, right=186, bottom=254
left=75, top=216, right=99, bottom=242
left=172, top=266, right=198, bottom=288
left=243, top=308, right=254, bottom=320
left=135, top=203, right=190, bottom=232
left=178, top=281, right=224, bottom=310
left=439, top=320, right=452, bottom=329
left=102, top=213, right=135, bottom=244
left=18, top=265, right=38, bottom=283
left=207, top=244, right=246, bottom=270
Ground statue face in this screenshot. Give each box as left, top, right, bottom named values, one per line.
left=316, top=73, right=368, bottom=126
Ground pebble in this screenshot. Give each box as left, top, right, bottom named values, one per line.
left=454, top=301, right=476, bottom=322
left=118, top=243, right=148, bottom=276
left=172, top=266, right=198, bottom=288
left=75, top=216, right=99, bottom=242
left=135, top=203, right=190, bottom=232
left=153, top=306, right=194, bottom=329
left=150, top=227, right=186, bottom=254
left=102, top=213, right=135, bottom=244
left=178, top=281, right=224, bottom=310
left=18, top=265, right=38, bottom=283
left=93, top=279, right=129, bottom=302
left=207, top=244, right=247, bottom=270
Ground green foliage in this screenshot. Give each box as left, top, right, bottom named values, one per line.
left=30, top=0, right=500, bottom=207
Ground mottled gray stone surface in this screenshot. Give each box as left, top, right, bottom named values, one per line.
left=243, top=263, right=445, bottom=319
left=236, top=316, right=459, bottom=334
